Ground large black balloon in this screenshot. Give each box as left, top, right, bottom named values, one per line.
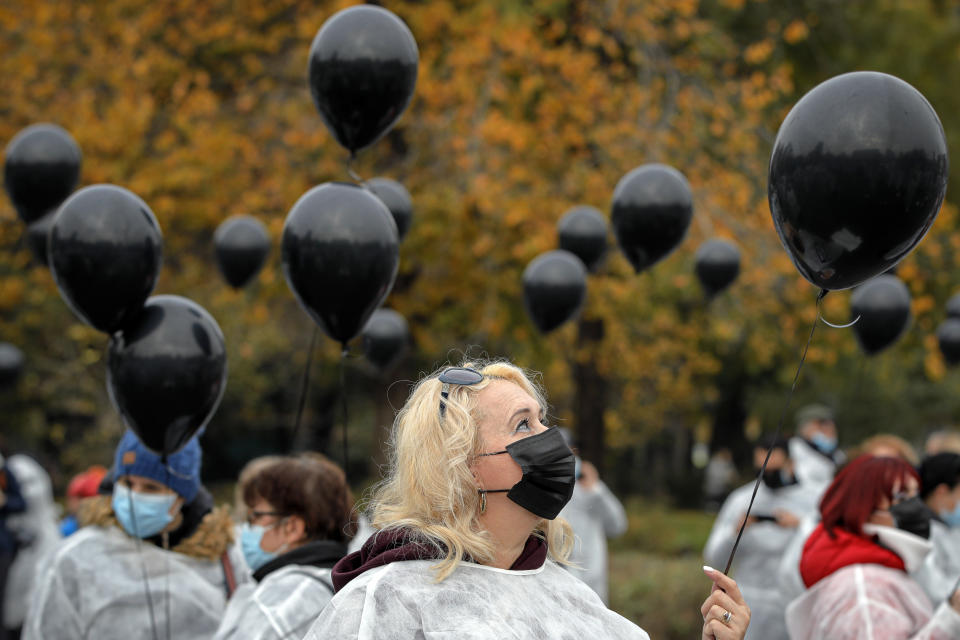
left=522, top=250, right=587, bottom=333
left=946, top=293, right=960, bottom=320
left=4, top=124, right=81, bottom=224
left=557, top=206, right=608, bottom=273
left=282, top=183, right=399, bottom=346
left=107, top=295, right=227, bottom=455
left=769, top=72, right=948, bottom=291
left=362, top=308, right=409, bottom=372
left=937, top=318, right=960, bottom=366
left=308, top=6, right=419, bottom=154
left=0, top=343, right=25, bottom=390
left=695, top=239, right=741, bottom=297
left=850, top=275, right=912, bottom=356
left=25, top=210, right=55, bottom=266
left=50, top=185, right=163, bottom=334
left=367, top=178, right=413, bottom=241
left=611, top=164, right=693, bottom=273
left=213, top=215, right=270, bottom=289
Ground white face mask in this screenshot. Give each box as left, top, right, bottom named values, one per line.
left=862, top=523, right=934, bottom=573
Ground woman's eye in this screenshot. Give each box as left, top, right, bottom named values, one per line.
left=515, top=418, right=531, bottom=433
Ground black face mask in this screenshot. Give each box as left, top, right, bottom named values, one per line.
left=478, top=428, right=576, bottom=520
left=890, top=496, right=934, bottom=540
left=760, top=468, right=797, bottom=490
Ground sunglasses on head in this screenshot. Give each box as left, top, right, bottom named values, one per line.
left=438, top=367, right=484, bottom=419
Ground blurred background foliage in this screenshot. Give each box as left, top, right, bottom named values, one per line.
left=2, top=0, right=960, bottom=498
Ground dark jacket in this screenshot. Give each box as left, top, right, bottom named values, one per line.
left=0, top=465, right=28, bottom=554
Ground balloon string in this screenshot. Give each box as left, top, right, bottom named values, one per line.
left=291, top=325, right=320, bottom=449
left=817, top=288, right=860, bottom=329
left=723, top=300, right=819, bottom=575
left=346, top=152, right=365, bottom=185
left=340, top=349, right=350, bottom=478
left=163, top=463, right=171, bottom=640
left=126, top=467, right=161, bottom=640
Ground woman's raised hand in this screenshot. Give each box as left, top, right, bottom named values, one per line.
left=700, top=566, right=751, bottom=640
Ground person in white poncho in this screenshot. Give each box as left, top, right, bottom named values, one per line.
left=304, top=359, right=751, bottom=640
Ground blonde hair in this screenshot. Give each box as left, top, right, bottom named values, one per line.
left=369, top=359, right=574, bottom=581
left=853, top=434, right=919, bottom=466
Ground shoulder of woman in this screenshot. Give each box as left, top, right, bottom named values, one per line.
left=173, top=505, right=235, bottom=561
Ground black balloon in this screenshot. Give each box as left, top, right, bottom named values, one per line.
left=367, top=178, right=413, bottom=241
left=695, top=239, right=741, bottom=297
left=946, top=293, right=960, bottom=320
left=557, top=206, right=608, bottom=273
left=611, top=164, right=693, bottom=273
left=282, top=183, right=399, bottom=346
left=4, top=124, right=81, bottom=224
left=308, top=6, right=419, bottom=154
left=25, top=211, right=55, bottom=266
left=937, top=318, right=960, bottom=366
left=49, top=185, right=163, bottom=334
left=769, top=72, right=948, bottom=291
left=362, top=308, right=409, bottom=371
left=522, top=250, right=587, bottom=333
left=850, top=275, right=912, bottom=356
left=107, top=295, right=227, bottom=455
left=0, top=343, right=25, bottom=390
left=214, top=215, right=270, bottom=289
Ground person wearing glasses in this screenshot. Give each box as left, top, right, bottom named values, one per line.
left=304, top=360, right=751, bottom=640
left=23, top=430, right=245, bottom=640
left=213, top=453, right=354, bottom=640
left=785, top=455, right=960, bottom=638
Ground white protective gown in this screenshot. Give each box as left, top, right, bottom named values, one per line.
left=3, top=454, right=62, bottom=629
left=914, top=520, right=960, bottom=606
left=703, top=479, right=824, bottom=640
left=788, top=437, right=839, bottom=487
left=557, top=479, right=628, bottom=604
left=23, top=526, right=233, bottom=640
left=303, top=559, right=650, bottom=640
left=785, top=564, right=960, bottom=639
left=214, top=565, right=335, bottom=640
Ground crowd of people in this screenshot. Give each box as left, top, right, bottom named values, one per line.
left=0, top=361, right=959, bottom=639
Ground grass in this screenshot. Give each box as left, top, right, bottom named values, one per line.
left=607, top=499, right=716, bottom=639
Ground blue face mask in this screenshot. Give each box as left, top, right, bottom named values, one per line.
left=112, top=484, right=178, bottom=539
left=241, top=522, right=288, bottom=571
left=941, top=501, right=960, bottom=528
left=810, top=433, right=838, bottom=455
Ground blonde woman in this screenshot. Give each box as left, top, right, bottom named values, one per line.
left=305, top=360, right=750, bottom=639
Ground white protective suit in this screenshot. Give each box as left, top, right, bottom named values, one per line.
left=303, top=559, right=650, bottom=639
left=776, top=514, right=819, bottom=607
left=3, top=454, right=62, bottom=629
left=789, top=437, right=840, bottom=487
left=214, top=565, right=335, bottom=640
left=785, top=564, right=960, bottom=639
left=557, top=479, right=628, bottom=604
left=914, top=520, right=960, bottom=606
left=24, top=524, right=239, bottom=640
left=348, top=514, right=377, bottom=555
left=703, top=479, right=823, bottom=640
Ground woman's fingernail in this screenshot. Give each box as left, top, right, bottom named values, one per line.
left=703, top=565, right=715, bottom=574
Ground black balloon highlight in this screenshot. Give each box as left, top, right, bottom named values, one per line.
left=937, top=318, right=960, bottom=366
left=946, top=293, right=960, bottom=320
left=557, top=206, right=608, bottom=273
left=850, top=275, right=912, bottom=356
left=50, top=185, right=163, bottom=334
left=362, top=308, right=409, bottom=372
left=611, top=164, right=693, bottom=273
left=695, top=239, right=741, bottom=297
left=282, top=183, right=399, bottom=346
left=769, top=72, right=948, bottom=291
left=107, top=295, right=227, bottom=455
left=4, top=124, right=81, bottom=224
left=214, top=215, right=270, bottom=289
left=0, top=343, right=25, bottom=390
left=308, top=6, right=419, bottom=154
left=26, top=211, right=55, bottom=266
left=522, top=250, right=587, bottom=333
left=367, top=178, right=413, bottom=241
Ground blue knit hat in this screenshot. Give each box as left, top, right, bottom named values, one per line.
left=112, top=430, right=202, bottom=502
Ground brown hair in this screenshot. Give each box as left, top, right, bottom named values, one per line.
left=241, top=453, right=355, bottom=542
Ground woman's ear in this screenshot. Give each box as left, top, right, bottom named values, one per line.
left=286, top=514, right=308, bottom=543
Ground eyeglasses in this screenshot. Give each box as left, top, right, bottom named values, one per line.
left=438, top=367, right=484, bottom=419
left=245, top=509, right=287, bottom=525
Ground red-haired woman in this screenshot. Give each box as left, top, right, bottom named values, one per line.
left=786, top=455, right=960, bottom=638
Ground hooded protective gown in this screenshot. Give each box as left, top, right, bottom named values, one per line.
left=3, top=454, right=62, bottom=629
left=788, top=437, right=841, bottom=487
left=785, top=564, right=960, bottom=639
left=914, top=520, right=960, bottom=605
left=23, top=494, right=245, bottom=640
left=703, top=478, right=823, bottom=640
left=557, top=479, right=627, bottom=604
left=303, top=559, right=650, bottom=639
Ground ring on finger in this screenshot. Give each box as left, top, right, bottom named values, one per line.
left=721, top=610, right=732, bottom=624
